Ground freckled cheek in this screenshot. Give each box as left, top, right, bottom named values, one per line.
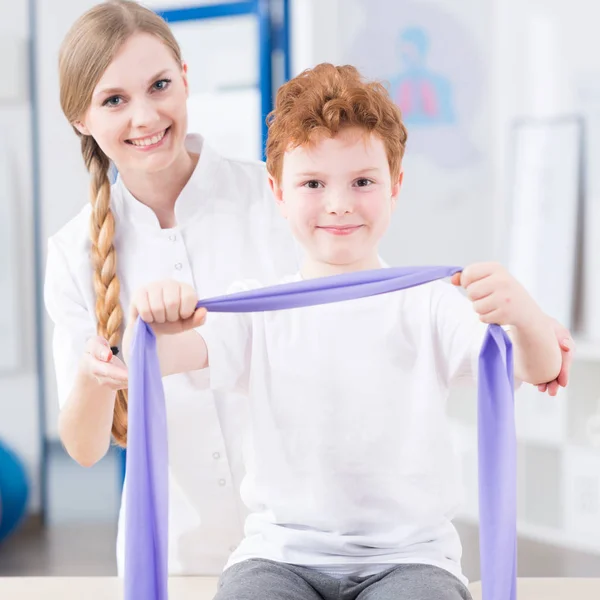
left=287, top=212, right=315, bottom=239
left=357, top=197, right=393, bottom=226
left=355, top=205, right=377, bottom=226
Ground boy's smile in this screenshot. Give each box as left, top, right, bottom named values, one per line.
left=316, top=224, right=365, bottom=236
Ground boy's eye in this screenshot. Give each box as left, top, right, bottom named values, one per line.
left=153, top=78, right=172, bottom=91
left=303, top=180, right=323, bottom=189
left=103, top=96, right=122, bottom=107
left=355, top=178, right=373, bottom=187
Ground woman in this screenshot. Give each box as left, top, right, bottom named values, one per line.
left=44, top=0, right=298, bottom=575
left=43, top=0, right=573, bottom=577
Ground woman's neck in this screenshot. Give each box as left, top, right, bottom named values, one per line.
left=118, top=147, right=199, bottom=229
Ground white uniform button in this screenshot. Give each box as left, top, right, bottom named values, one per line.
left=218, top=478, right=226, bottom=486
left=175, top=262, right=183, bottom=270
left=213, top=452, right=221, bottom=460
left=229, top=545, right=237, bottom=552
left=169, top=234, right=177, bottom=242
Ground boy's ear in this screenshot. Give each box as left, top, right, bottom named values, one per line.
left=268, top=174, right=287, bottom=217
left=390, top=170, right=404, bottom=208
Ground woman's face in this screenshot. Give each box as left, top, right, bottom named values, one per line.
left=75, top=32, right=189, bottom=176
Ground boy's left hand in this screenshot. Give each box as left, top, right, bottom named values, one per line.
left=537, top=319, right=575, bottom=396
left=451, top=263, right=575, bottom=395
left=451, top=262, right=538, bottom=328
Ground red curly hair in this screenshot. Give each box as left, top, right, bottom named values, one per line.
left=266, top=63, right=408, bottom=184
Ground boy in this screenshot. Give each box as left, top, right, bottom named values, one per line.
left=124, top=64, right=562, bottom=599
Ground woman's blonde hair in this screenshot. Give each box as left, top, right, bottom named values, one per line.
left=59, top=0, right=182, bottom=447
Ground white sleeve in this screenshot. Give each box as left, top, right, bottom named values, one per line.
left=431, top=281, right=488, bottom=387
left=198, top=281, right=256, bottom=394
left=43, top=238, right=96, bottom=409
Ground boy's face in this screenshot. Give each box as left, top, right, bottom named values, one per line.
left=270, top=127, right=402, bottom=276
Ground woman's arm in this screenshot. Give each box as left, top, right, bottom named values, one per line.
left=58, top=337, right=127, bottom=467
left=45, top=239, right=127, bottom=467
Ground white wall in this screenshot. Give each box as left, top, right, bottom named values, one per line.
left=0, top=0, right=41, bottom=512
left=492, top=0, right=600, bottom=341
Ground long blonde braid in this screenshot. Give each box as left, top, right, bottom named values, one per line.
left=81, top=136, right=128, bottom=447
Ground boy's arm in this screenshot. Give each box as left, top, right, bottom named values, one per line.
left=536, top=319, right=574, bottom=395
left=506, top=316, right=562, bottom=386
left=155, top=329, right=209, bottom=377
left=122, top=279, right=209, bottom=376
left=122, top=322, right=209, bottom=377
left=452, top=263, right=562, bottom=386
left=122, top=279, right=253, bottom=390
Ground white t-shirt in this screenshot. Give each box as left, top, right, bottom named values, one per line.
left=200, top=272, right=489, bottom=585
left=43, top=134, right=300, bottom=575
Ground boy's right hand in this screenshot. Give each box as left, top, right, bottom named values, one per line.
left=129, top=280, right=207, bottom=336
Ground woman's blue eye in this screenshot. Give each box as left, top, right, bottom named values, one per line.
left=103, top=96, right=122, bottom=107
left=153, top=78, right=172, bottom=91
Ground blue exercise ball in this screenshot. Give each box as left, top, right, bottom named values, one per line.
left=0, top=441, right=29, bottom=543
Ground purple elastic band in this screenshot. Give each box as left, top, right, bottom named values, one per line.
left=125, top=266, right=516, bottom=600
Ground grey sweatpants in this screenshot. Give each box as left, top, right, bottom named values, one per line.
left=214, top=559, right=472, bottom=600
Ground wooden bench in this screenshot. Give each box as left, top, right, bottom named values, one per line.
left=0, top=576, right=599, bottom=598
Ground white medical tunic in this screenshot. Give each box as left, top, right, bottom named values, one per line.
left=44, top=134, right=300, bottom=574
